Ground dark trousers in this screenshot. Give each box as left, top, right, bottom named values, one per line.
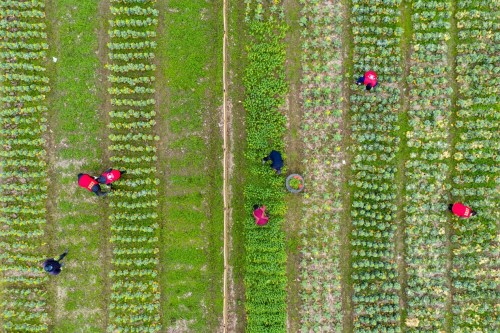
left=357, top=76, right=365, bottom=85
left=56, top=251, right=68, bottom=262
left=91, top=184, right=107, bottom=196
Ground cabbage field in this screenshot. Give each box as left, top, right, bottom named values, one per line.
left=0, top=0, right=498, bottom=332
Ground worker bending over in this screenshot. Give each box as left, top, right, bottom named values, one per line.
left=449, top=202, right=477, bottom=218
left=77, top=173, right=107, bottom=196
left=253, top=205, right=269, bottom=226
left=356, top=70, right=378, bottom=91
left=97, top=168, right=126, bottom=187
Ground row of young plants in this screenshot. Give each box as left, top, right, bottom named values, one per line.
left=403, top=1, right=452, bottom=330
left=451, top=1, right=499, bottom=331
left=105, top=0, right=161, bottom=331
left=0, top=0, right=49, bottom=331
left=242, top=1, right=288, bottom=332
left=348, top=0, right=402, bottom=331
left=297, top=0, right=344, bottom=332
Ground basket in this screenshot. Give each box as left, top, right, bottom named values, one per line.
left=286, top=174, right=304, bottom=193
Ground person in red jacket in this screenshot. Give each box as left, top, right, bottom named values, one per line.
left=448, top=202, right=477, bottom=218
left=77, top=173, right=107, bottom=196
left=356, top=70, right=378, bottom=91
left=97, top=168, right=126, bottom=187
left=253, top=205, right=269, bottom=226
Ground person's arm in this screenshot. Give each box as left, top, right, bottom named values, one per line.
left=106, top=168, right=112, bottom=173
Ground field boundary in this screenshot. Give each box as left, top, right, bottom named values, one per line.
left=222, top=0, right=229, bottom=331
left=340, top=0, right=354, bottom=331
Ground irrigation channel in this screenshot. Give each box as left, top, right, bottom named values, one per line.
left=0, top=0, right=498, bottom=333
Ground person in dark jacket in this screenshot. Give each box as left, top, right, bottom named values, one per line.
left=43, top=250, right=68, bottom=276
left=262, top=150, right=284, bottom=175
left=97, top=168, right=126, bottom=188
left=448, top=202, right=477, bottom=218
left=356, top=70, right=378, bottom=91
left=77, top=173, right=107, bottom=196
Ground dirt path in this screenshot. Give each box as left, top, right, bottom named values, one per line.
left=445, top=0, right=458, bottom=330
left=340, top=1, right=354, bottom=331
left=394, top=0, right=412, bottom=328
left=222, top=0, right=230, bottom=330
left=282, top=0, right=304, bottom=331
left=224, top=0, right=249, bottom=331
left=95, top=0, right=113, bottom=330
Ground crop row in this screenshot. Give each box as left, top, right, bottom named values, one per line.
left=451, top=2, right=499, bottom=332
left=0, top=0, right=49, bottom=332
left=297, top=1, right=343, bottom=332
left=243, top=2, right=288, bottom=332
left=403, top=1, right=452, bottom=331
left=349, top=0, right=402, bottom=331
left=106, top=0, right=161, bottom=332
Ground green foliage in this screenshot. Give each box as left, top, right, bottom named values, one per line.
left=106, top=1, right=161, bottom=331
left=403, top=2, right=452, bottom=331
left=349, top=0, right=402, bottom=331
left=243, top=2, right=288, bottom=332
left=0, top=0, right=49, bottom=331
left=450, top=2, right=499, bottom=331
left=298, top=4, right=345, bottom=328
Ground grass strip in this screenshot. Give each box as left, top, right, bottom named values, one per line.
left=44, top=1, right=109, bottom=331
left=155, top=0, right=224, bottom=331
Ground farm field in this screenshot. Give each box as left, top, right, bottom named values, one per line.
left=0, top=1, right=498, bottom=333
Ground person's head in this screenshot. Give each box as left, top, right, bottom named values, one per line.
left=97, top=175, right=106, bottom=184
left=253, top=204, right=259, bottom=211
left=470, top=211, right=477, bottom=216
left=366, top=84, right=372, bottom=91
left=44, top=264, right=54, bottom=272
left=77, top=173, right=83, bottom=180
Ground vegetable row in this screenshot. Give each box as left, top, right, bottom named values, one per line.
left=106, top=1, right=161, bottom=332
left=0, top=0, right=49, bottom=331
left=243, top=2, right=288, bottom=332
left=451, top=2, right=499, bottom=331
left=403, top=1, right=452, bottom=331
left=349, top=0, right=402, bottom=331
left=298, top=1, right=344, bottom=332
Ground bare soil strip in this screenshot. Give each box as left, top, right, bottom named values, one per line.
left=225, top=0, right=250, bottom=331
left=222, top=0, right=229, bottom=330
left=395, top=0, right=412, bottom=329
left=282, top=0, right=304, bottom=331
left=340, top=0, right=354, bottom=331
left=445, top=0, right=459, bottom=329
